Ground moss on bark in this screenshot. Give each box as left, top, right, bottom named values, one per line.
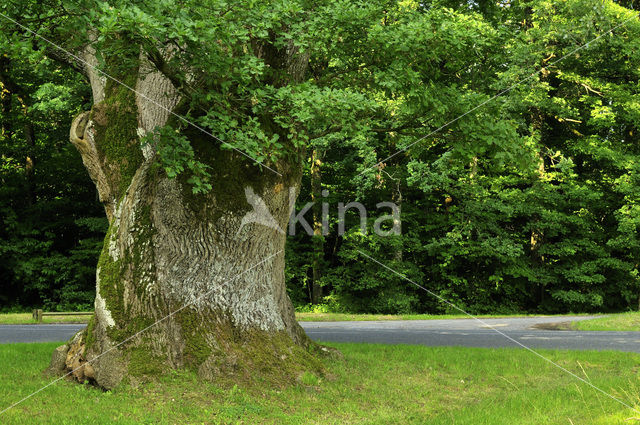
left=96, top=216, right=155, bottom=343
left=84, top=314, right=96, bottom=351
left=175, top=309, right=214, bottom=368
left=89, top=50, right=144, bottom=199
left=58, top=40, right=322, bottom=391
left=127, top=345, right=166, bottom=377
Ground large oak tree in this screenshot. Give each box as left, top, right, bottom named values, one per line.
left=1, top=0, right=636, bottom=388
left=0, top=0, right=500, bottom=387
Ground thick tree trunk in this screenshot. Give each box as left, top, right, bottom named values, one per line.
left=49, top=51, right=320, bottom=389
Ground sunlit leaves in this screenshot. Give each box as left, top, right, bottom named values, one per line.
left=142, top=126, right=212, bottom=194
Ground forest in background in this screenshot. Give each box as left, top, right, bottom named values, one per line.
left=1, top=0, right=639, bottom=315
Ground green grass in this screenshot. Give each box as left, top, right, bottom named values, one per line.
left=294, top=312, right=590, bottom=322
left=573, top=312, right=640, bottom=331
left=0, top=342, right=638, bottom=424
left=0, top=313, right=91, bottom=324
left=0, top=312, right=595, bottom=324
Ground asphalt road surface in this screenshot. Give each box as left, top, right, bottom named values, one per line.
left=0, top=324, right=87, bottom=343
left=302, top=317, right=640, bottom=353
left=2, top=316, right=640, bottom=352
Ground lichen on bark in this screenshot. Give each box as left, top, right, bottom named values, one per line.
left=89, top=71, right=144, bottom=198
left=51, top=38, right=326, bottom=391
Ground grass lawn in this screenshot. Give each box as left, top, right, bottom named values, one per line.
left=294, top=312, right=590, bottom=322
left=0, top=313, right=91, bottom=324
left=0, top=342, right=638, bottom=424
left=573, top=312, right=640, bottom=331
left=0, top=312, right=592, bottom=325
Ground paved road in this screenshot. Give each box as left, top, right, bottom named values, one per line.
left=2, top=317, right=640, bottom=352
left=302, top=317, right=640, bottom=353
left=0, top=324, right=87, bottom=343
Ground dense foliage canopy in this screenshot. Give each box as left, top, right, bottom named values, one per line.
left=0, top=0, right=639, bottom=314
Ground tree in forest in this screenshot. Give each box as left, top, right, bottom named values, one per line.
left=284, top=0, right=640, bottom=315
left=0, top=33, right=104, bottom=311
left=1, top=0, right=638, bottom=388
left=1, top=0, right=500, bottom=387
left=403, top=0, right=640, bottom=313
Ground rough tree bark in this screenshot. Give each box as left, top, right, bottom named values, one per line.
left=48, top=47, right=323, bottom=388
